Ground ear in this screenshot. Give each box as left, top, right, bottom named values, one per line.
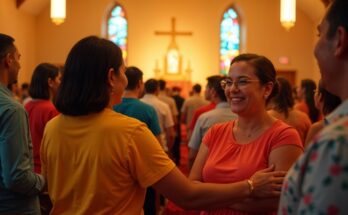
left=263, top=82, right=274, bottom=98
left=48, top=78, right=54, bottom=88
left=4, top=53, right=13, bottom=67
left=136, top=79, right=142, bottom=89
left=334, top=26, right=348, bottom=57
left=108, top=68, right=117, bottom=89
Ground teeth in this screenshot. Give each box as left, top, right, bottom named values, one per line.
left=231, top=98, right=243, bottom=102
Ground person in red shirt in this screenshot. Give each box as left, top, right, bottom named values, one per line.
left=25, top=63, right=61, bottom=214
left=25, top=63, right=61, bottom=173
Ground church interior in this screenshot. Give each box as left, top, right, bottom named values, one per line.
left=3, top=0, right=348, bottom=214
left=1, top=0, right=327, bottom=91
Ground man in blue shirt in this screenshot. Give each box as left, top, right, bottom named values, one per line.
left=0, top=33, right=45, bottom=214
left=113, top=66, right=162, bottom=215
left=113, top=66, right=162, bottom=140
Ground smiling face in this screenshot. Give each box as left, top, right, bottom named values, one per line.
left=225, top=61, right=272, bottom=117
left=314, top=19, right=337, bottom=94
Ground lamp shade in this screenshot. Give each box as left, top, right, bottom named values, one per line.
left=51, top=0, right=66, bottom=25
left=280, top=0, right=296, bottom=30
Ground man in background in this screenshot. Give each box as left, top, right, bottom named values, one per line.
left=0, top=33, right=45, bottom=214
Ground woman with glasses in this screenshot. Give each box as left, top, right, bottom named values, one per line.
left=268, top=77, right=312, bottom=145
left=189, top=54, right=303, bottom=214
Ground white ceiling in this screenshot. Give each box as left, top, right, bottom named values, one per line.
left=19, top=0, right=326, bottom=23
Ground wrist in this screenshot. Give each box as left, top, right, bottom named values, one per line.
left=246, top=179, right=254, bottom=196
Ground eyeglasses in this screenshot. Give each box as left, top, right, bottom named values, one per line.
left=220, top=78, right=259, bottom=90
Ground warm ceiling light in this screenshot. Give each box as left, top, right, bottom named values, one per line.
left=51, top=0, right=66, bottom=25
left=280, top=0, right=296, bottom=30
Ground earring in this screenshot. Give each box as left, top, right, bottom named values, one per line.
left=264, top=95, right=268, bottom=99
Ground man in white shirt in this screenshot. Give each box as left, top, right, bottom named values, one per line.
left=141, top=79, right=175, bottom=151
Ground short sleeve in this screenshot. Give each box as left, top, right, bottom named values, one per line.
left=271, top=126, right=303, bottom=151
left=201, top=124, right=215, bottom=148
left=126, top=124, right=175, bottom=188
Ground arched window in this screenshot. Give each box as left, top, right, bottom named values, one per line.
left=220, top=7, right=240, bottom=75
left=107, top=4, right=128, bottom=62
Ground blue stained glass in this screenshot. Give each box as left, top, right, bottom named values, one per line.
left=108, top=5, right=128, bottom=62
left=220, top=7, right=240, bottom=75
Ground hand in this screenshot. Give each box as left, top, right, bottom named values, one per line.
left=249, top=164, right=286, bottom=198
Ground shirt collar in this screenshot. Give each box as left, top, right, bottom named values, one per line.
left=325, top=98, right=348, bottom=125
left=0, top=83, right=12, bottom=97
left=216, top=102, right=229, bottom=108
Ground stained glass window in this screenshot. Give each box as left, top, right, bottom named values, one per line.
left=220, top=7, right=240, bottom=75
left=108, top=4, right=128, bottom=62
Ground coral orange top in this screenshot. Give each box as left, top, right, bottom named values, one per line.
left=201, top=120, right=303, bottom=215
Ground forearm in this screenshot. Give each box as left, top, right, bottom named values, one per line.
left=154, top=168, right=251, bottom=210
left=179, top=180, right=251, bottom=209
left=1, top=108, right=45, bottom=196
left=230, top=197, right=279, bottom=212
left=9, top=171, right=45, bottom=196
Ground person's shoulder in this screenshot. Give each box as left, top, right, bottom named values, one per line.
left=293, top=109, right=311, bottom=120
left=270, top=119, right=299, bottom=137
left=1, top=96, right=25, bottom=114
left=209, top=120, right=234, bottom=131
left=308, top=116, right=348, bottom=159
left=319, top=116, right=348, bottom=140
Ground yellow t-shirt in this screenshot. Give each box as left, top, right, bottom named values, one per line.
left=41, top=109, right=175, bottom=215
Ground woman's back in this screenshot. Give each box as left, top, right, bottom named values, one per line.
left=269, top=109, right=311, bottom=145
left=41, top=109, right=175, bottom=214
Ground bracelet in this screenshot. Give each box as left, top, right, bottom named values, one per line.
left=246, top=179, right=254, bottom=194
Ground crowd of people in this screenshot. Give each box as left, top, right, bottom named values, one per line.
left=1, top=0, right=348, bottom=214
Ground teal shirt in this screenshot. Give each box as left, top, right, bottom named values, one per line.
left=0, top=83, right=44, bottom=214
left=114, top=97, right=161, bottom=136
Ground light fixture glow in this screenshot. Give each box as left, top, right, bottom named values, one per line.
left=51, top=0, right=66, bottom=25
left=280, top=0, right=296, bottom=30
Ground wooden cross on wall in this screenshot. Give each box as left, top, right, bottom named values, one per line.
left=155, top=17, right=193, bottom=44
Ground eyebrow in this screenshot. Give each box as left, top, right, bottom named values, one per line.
left=227, top=75, right=251, bottom=79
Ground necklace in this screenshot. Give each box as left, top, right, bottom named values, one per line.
left=236, top=120, right=264, bottom=138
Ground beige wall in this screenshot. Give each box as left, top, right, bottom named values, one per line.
left=0, top=0, right=37, bottom=83
left=2, top=0, right=322, bottom=86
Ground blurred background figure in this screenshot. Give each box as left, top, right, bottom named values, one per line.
left=25, top=62, right=61, bottom=214
left=295, top=79, right=322, bottom=123
left=158, top=79, right=178, bottom=125
left=181, top=84, right=209, bottom=139
left=171, top=86, right=185, bottom=166
left=304, top=80, right=341, bottom=148
left=268, top=77, right=312, bottom=145
left=20, top=82, right=32, bottom=105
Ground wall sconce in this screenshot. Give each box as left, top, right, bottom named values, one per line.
left=51, top=0, right=66, bottom=25
left=280, top=0, right=296, bottom=30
